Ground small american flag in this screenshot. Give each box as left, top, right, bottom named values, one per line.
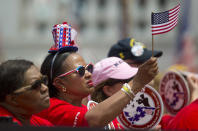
left=151, top=4, right=180, bottom=35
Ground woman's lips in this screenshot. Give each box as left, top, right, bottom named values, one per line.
left=43, top=94, right=50, bottom=101
left=87, top=80, right=93, bottom=87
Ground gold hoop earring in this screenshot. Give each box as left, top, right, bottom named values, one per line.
left=62, top=86, right=66, bottom=92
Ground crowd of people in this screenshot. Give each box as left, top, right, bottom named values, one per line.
left=0, top=22, right=197, bottom=130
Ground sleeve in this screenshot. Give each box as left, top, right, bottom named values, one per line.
left=167, top=106, right=198, bottom=130
left=47, top=104, right=89, bottom=127
left=30, top=115, right=53, bottom=126
left=159, top=114, right=174, bottom=130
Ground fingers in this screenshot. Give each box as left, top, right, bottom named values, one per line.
left=130, top=57, right=159, bottom=91
left=145, top=58, right=158, bottom=77
left=149, top=66, right=159, bottom=75
left=152, top=60, right=158, bottom=68
left=142, top=57, right=158, bottom=72
left=153, top=124, right=161, bottom=131
left=139, top=57, right=158, bottom=71
left=143, top=57, right=157, bottom=65
left=187, top=75, right=198, bottom=89
left=187, top=75, right=193, bottom=84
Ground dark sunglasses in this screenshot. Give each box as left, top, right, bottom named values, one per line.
left=13, top=75, right=48, bottom=94
left=105, top=78, right=133, bottom=86
left=58, top=63, right=94, bottom=78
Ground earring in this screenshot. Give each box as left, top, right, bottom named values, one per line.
left=62, top=86, right=67, bottom=92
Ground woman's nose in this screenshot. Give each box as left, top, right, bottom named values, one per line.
left=84, top=70, right=92, bottom=78
left=40, top=84, right=49, bottom=93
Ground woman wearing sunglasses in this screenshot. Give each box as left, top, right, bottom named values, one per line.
left=36, top=22, right=158, bottom=128
left=89, top=57, right=138, bottom=129
left=0, top=59, right=52, bottom=126
left=91, top=57, right=138, bottom=103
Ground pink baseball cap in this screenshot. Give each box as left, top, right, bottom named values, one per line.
left=92, top=57, right=138, bottom=86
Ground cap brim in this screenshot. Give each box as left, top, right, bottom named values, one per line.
left=132, top=49, right=163, bottom=64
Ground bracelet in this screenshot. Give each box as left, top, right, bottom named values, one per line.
left=121, top=87, right=133, bottom=99
left=121, top=83, right=135, bottom=99
left=124, top=83, right=136, bottom=96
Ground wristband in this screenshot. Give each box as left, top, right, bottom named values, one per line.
left=124, top=83, right=136, bottom=96
left=121, top=83, right=135, bottom=99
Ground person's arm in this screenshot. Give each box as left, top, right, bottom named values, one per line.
left=85, top=57, right=158, bottom=127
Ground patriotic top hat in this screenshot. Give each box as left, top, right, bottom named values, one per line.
left=48, top=22, right=78, bottom=53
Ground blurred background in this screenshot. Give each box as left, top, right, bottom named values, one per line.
left=0, top=0, right=198, bottom=72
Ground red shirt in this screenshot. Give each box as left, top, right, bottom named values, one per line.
left=87, top=100, right=123, bottom=130
left=159, top=114, right=174, bottom=130
left=0, top=106, right=52, bottom=126
left=106, top=119, right=123, bottom=130
left=165, top=99, right=198, bottom=130
left=36, top=98, right=89, bottom=127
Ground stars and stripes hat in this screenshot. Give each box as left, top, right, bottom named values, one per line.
left=108, top=38, right=163, bottom=64
left=48, top=22, right=78, bottom=53
left=49, top=22, right=78, bottom=80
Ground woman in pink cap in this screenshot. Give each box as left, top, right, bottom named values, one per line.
left=91, top=57, right=138, bottom=104
left=36, top=22, right=159, bottom=128
left=90, top=57, right=138, bottom=129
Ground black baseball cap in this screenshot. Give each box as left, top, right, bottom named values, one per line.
left=108, top=38, right=163, bottom=64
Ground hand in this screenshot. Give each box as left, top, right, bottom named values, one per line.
left=128, top=57, right=158, bottom=94
left=153, top=124, right=161, bottom=131
left=187, top=75, right=198, bottom=90
left=187, top=75, right=198, bottom=102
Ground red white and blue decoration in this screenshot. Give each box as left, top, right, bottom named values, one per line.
left=151, top=3, right=180, bottom=35
left=48, top=22, right=78, bottom=53
left=117, top=85, right=163, bottom=129
left=159, top=70, right=190, bottom=115
left=87, top=100, right=98, bottom=110
left=87, top=100, right=123, bottom=130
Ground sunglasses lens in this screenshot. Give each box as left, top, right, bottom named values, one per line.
left=77, top=66, right=85, bottom=77
left=87, top=64, right=93, bottom=73
left=31, top=80, right=42, bottom=90
left=31, top=76, right=48, bottom=90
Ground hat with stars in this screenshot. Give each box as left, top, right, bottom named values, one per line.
left=48, top=22, right=78, bottom=53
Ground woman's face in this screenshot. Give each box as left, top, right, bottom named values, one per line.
left=60, top=53, right=94, bottom=97
left=105, top=82, right=124, bottom=97
left=14, top=65, right=50, bottom=114
left=124, top=59, right=141, bottom=67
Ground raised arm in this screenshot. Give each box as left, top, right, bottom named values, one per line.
left=85, top=57, right=158, bottom=127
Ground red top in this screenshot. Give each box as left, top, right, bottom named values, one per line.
left=87, top=100, right=123, bottom=129
left=0, top=106, right=53, bottom=126
left=107, top=118, right=123, bottom=130
left=36, top=98, right=89, bottom=127
left=163, top=99, right=198, bottom=130
left=159, top=114, right=174, bottom=129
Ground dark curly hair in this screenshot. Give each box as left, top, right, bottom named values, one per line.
left=91, top=78, right=132, bottom=103
left=40, top=51, right=76, bottom=97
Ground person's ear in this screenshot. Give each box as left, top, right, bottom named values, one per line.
left=103, top=85, right=114, bottom=97
left=53, top=77, right=65, bottom=90
left=5, top=94, right=19, bottom=106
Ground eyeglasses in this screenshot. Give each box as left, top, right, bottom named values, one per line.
left=105, top=78, right=133, bottom=86
left=58, top=63, right=94, bottom=78
left=13, top=75, right=48, bottom=94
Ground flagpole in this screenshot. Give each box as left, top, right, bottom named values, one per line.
left=152, top=35, right=154, bottom=56
left=152, top=12, right=154, bottom=57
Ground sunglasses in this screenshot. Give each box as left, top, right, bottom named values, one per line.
left=13, top=75, right=48, bottom=94
left=58, top=63, right=94, bottom=78
left=105, top=78, right=133, bottom=86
